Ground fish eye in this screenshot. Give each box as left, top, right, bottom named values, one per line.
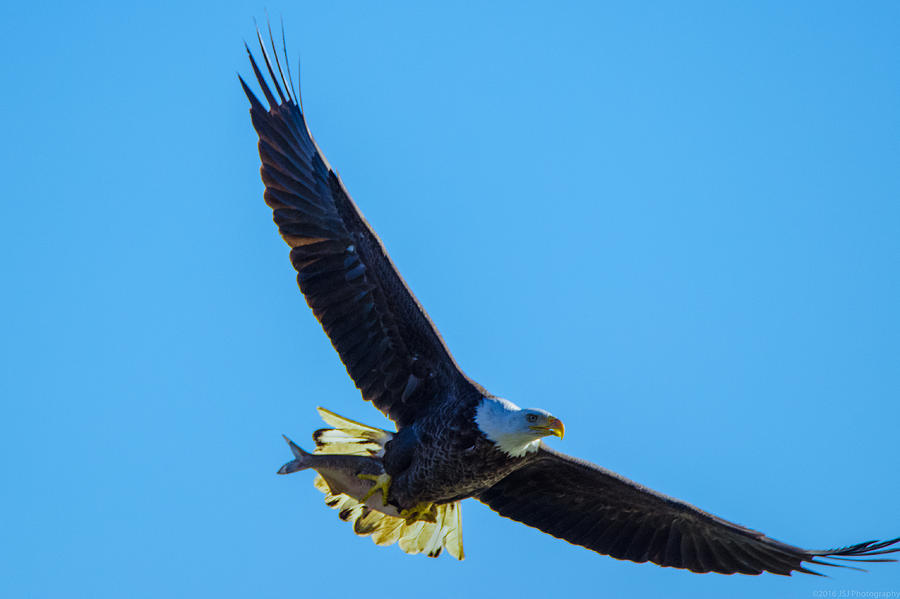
left=526, top=413, right=538, bottom=423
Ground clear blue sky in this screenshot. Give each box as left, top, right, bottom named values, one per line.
left=2, top=2, right=898, bottom=598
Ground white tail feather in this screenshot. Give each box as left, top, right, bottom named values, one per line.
left=313, top=407, right=393, bottom=457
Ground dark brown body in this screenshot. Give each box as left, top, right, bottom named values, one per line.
left=384, top=398, right=536, bottom=509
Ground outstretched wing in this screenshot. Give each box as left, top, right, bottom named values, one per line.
left=240, top=30, right=483, bottom=427
left=479, top=446, right=899, bottom=575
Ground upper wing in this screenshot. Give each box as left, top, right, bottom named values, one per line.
left=479, top=446, right=899, bottom=575
left=240, top=30, right=483, bottom=427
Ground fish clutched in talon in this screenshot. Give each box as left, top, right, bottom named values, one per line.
left=277, top=410, right=462, bottom=558
left=357, top=473, right=392, bottom=506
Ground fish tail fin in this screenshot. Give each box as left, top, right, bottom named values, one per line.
left=277, top=435, right=314, bottom=474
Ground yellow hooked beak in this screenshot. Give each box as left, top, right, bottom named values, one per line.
left=530, top=416, right=565, bottom=439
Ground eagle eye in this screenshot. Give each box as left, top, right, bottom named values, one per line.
left=526, top=413, right=538, bottom=423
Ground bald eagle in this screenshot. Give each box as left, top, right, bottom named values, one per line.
left=241, top=29, right=899, bottom=574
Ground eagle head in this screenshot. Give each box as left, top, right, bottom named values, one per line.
left=475, top=397, right=565, bottom=457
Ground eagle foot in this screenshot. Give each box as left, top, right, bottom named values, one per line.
left=400, top=502, right=438, bottom=524
left=357, top=472, right=392, bottom=505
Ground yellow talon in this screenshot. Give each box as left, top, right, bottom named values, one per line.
left=357, top=472, right=392, bottom=504
left=399, top=502, right=437, bottom=524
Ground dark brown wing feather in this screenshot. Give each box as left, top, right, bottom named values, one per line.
left=479, top=446, right=900, bottom=575
left=240, top=31, right=483, bottom=427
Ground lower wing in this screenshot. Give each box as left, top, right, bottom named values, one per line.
left=478, top=446, right=899, bottom=575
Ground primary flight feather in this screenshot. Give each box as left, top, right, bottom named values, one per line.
left=241, top=27, right=899, bottom=574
